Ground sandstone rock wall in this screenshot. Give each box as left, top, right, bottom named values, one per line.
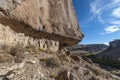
left=0, top=23, right=59, bottom=52
left=0, top=1, right=120, bottom=80
left=0, top=0, right=83, bottom=47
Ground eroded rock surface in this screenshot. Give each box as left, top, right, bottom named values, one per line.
left=0, top=0, right=119, bottom=80
left=0, top=23, right=59, bottom=52
left=0, top=0, right=83, bottom=47
left=0, top=51, right=119, bottom=80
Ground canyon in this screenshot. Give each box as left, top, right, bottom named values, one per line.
left=0, top=0, right=119, bottom=80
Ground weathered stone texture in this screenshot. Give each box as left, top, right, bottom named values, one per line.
left=0, top=0, right=83, bottom=46
left=0, top=23, right=59, bottom=52
left=0, top=52, right=119, bottom=80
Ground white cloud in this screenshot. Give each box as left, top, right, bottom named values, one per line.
left=89, top=0, right=120, bottom=35
left=106, top=0, right=120, bottom=8
left=112, top=0, right=120, bottom=4
left=90, top=0, right=120, bottom=23
left=98, top=13, right=104, bottom=23
left=90, top=0, right=105, bottom=23
left=111, top=20, right=120, bottom=25
left=112, top=7, right=120, bottom=18
left=105, top=25, right=120, bottom=33
left=90, top=0, right=102, bottom=14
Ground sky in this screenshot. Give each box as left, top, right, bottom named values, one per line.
left=73, top=0, right=120, bottom=45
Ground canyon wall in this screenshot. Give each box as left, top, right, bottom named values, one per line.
left=96, top=39, right=120, bottom=61
left=0, top=1, right=119, bottom=80
left=109, top=39, right=120, bottom=48
left=0, top=0, right=83, bottom=52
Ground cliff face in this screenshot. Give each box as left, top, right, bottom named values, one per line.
left=109, top=39, right=120, bottom=48
left=0, top=0, right=119, bottom=80
left=96, top=39, right=120, bottom=60
left=0, top=0, right=83, bottom=48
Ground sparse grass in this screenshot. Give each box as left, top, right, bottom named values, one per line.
left=27, top=46, right=50, bottom=54
left=28, top=48, right=33, bottom=52
left=50, top=72, right=66, bottom=80
left=40, top=56, right=60, bottom=68
left=85, top=53, right=93, bottom=57
left=50, top=72, right=57, bottom=78
left=39, top=47, right=46, bottom=52
left=39, top=57, right=48, bottom=61
left=0, top=53, right=13, bottom=63
left=91, top=58, right=120, bottom=69
left=86, top=54, right=120, bottom=70
left=27, top=46, right=39, bottom=54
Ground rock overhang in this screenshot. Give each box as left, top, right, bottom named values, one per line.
left=0, top=0, right=83, bottom=48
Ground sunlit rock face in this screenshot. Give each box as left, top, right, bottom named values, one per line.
left=0, top=23, right=59, bottom=52
left=0, top=1, right=120, bottom=80
left=0, top=0, right=83, bottom=50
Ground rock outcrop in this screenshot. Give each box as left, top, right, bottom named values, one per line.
left=109, top=39, right=120, bottom=48
left=0, top=0, right=83, bottom=51
left=0, top=23, right=59, bottom=52
left=0, top=0, right=119, bottom=80
left=96, top=39, right=120, bottom=61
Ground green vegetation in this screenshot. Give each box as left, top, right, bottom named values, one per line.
left=50, top=72, right=57, bottom=78
left=87, top=54, right=120, bottom=69
left=85, top=53, right=93, bottom=57
left=93, top=58, right=120, bottom=69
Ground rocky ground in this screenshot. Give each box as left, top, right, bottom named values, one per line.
left=96, top=64, right=120, bottom=77
left=1, top=0, right=118, bottom=80
left=0, top=47, right=120, bottom=80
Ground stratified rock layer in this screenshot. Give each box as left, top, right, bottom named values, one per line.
left=0, top=0, right=83, bottom=47
left=0, top=23, right=59, bottom=52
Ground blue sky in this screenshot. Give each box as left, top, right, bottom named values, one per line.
left=73, top=0, right=120, bottom=45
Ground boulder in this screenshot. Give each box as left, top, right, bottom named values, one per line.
left=56, top=70, right=74, bottom=80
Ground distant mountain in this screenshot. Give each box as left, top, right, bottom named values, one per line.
left=96, top=39, right=120, bottom=60
left=67, top=44, right=108, bottom=54
left=109, top=39, right=120, bottom=49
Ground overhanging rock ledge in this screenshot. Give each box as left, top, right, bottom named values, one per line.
left=0, top=0, right=83, bottom=52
